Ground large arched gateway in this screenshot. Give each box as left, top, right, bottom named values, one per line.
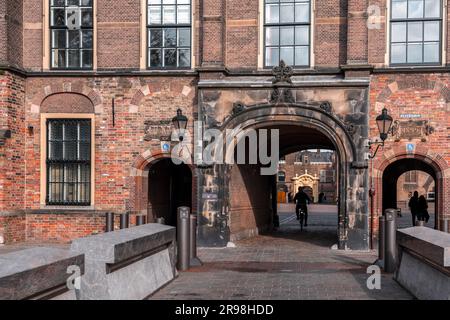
left=197, top=99, right=371, bottom=250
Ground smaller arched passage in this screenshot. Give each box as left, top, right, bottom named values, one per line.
left=147, top=158, right=192, bottom=226
left=383, top=158, right=438, bottom=229
left=375, top=151, right=449, bottom=232
left=130, top=152, right=198, bottom=224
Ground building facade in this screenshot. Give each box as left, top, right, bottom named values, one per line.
left=277, top=150, right=337, bottom=204
left=0, top=0, right=449, bottom=249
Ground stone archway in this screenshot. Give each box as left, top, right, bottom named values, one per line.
left=130, top=149, right=198, bottom=221
left=373, top=150, right=450, bottom=232
left=198, top=102, right=369, bottom=250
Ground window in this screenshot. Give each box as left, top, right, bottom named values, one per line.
left=264, top=0, right=311, bottom=68
left=46, top=119, right=91, bottom=205
left=404, top=171, right=418, bottom=183
left=278, top=171, right=286, bottom=182
left=147, top=0, right=191, bottom=69
left=50, top=0, right=93, bottom=69
left=390, top=0, right=442, bottom=65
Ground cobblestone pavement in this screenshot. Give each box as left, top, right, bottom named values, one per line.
left=151, top=205, right=413, bottom=300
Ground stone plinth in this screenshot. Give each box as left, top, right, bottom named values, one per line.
left=0, top=247, right=84, bottom=300
left=395, top=227, right=450, bottom=300
left=71, top=223, right=176, bottom=300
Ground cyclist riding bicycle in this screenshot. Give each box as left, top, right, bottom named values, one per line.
left=294, top=187, right=312, bottom=227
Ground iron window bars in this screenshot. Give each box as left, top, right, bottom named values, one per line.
left=147, top=0, right=192, bottom=69
left=46, top=119, right=91, bottom=206
left=50, top=0, right=94, bottom=69
left=264, top=0, right=311, bottom=68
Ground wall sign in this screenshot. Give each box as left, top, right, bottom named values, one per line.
left=391, top=120, right=434, bottom=142
left=406, top=143, right=415, bottom=154
left=399, top=114, right=422, bottom=119
left=144, top=120, right=172, bottom=141
left=161, top=141, right=171, bottom=153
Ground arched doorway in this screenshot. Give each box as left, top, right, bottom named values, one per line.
left=147, top=158, right=192, bottom=227
left=228, top=124, right=340, bottom=244
left=216, top=103, right=367, bottom=250
left=382, top=158, right=438, bottom=229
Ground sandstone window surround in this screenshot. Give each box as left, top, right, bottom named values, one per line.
left=263, top=0, right=312, bottom=68
left=43, top=0, right=98, bottom=71
left=145, top=0, right=192, bottom=69
left=389, top=0, right=445, bottom=66
left=40, top=113, right=96, bottom=208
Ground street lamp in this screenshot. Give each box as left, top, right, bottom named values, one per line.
left=172, top=108, right=188, bottom=141
left=369, top=108, right=394, bottom=159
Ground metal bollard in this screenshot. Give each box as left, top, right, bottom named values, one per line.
left=136, top=215, right=146, bottom=226
left=157, top=217, right=166, bottom=225
left=384, top=208, right=397, bottom=273
left=120, top=213, right=129, bottom=229
left=378, top=215, right=385, bottom=267
left=105, top=212, right=115, bottom=232
left=177, top=207, right=190, bottom=271
left=189, top=214, right=202, bottom=267
left=443, top=219, right=449, bottom=233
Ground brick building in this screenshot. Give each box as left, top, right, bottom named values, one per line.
left=277, top=150, right=337, bottom=204
left=0, top=0, right=449, bottom=249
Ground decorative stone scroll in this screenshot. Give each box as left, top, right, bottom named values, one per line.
left=390, top=120, right=435, bottom=142
left=144, top=120, right=173, bottom=141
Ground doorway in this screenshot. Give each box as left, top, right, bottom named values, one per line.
left=147, top=158, right=192, bottom=227
left=382, top=158, right=438, bottom=229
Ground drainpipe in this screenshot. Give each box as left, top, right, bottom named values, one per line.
left=369, top=157, right=375, bottom=250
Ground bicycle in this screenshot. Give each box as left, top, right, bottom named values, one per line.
left=298, top=207, right=306, bottom=231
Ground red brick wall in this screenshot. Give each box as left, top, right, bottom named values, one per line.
left=0, top=213, right=26, bottom=244
left=229, top=164, right=272, bottom=240
left=0, top=2, right=7, bottom=65
left=0, top=71, right=26, bottom=212
left=23, top=76, right=196, bottom=212
left=0, top=1, right=23, bottom=68
left=25, top=213, right=106, bottom=243
left=97, top=0, right=141, bottom=69
left=369, top=73, right=450, bottom=234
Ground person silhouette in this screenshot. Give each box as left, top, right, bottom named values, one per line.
left=294, top=187, right=312, bottom=226
left=417, top=195, right=430, bottom=223
left=408, top=191, right=419, bottom=226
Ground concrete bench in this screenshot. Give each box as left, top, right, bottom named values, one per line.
left=71, top=223, right=176, bottom=300
left=395, top=227, right=450, bottom=300
left=0, top=247, right=84, bottom=300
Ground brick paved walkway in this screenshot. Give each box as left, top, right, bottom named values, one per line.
left=151, top=205, right=412, bottom=300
